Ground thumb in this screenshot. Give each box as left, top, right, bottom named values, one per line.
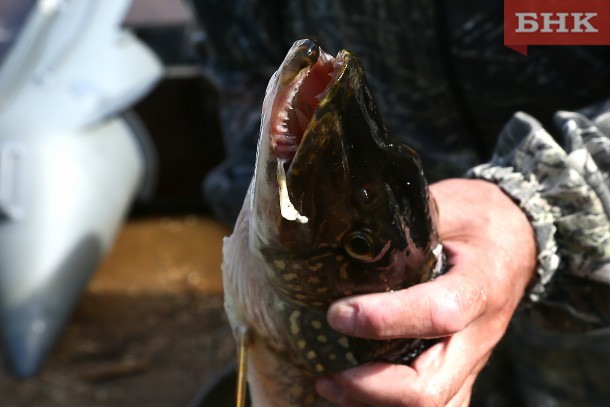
left=327, top=244, right=489, bottom=339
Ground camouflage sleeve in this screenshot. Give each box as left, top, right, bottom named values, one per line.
left=467, top=107, right=610, bottom=329
left=195, top=0, right=286, bottom=150
left=192, top=0, right=287, bottom=222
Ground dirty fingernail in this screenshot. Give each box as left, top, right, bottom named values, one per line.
left=316, top=376, right=344, bottom=403
left=328, top=302, right=355, bottom=334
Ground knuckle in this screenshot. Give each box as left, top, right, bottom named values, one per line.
left=430, top=279, right=486, bottom=335
left=430, top=294, right=469, bottom=334
left=356, top=304, right=388, bottom=338
left=415, top=383, right=451, bottom=407
left=410, top=393, right=439, bottom=407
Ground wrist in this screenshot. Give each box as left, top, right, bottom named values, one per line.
left=465, top=166, right=560, bottom=302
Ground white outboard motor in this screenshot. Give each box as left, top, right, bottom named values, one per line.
left=0, top=0, right=162, bottom=376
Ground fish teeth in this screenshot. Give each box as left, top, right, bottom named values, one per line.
left=284, top=68, right=309, bottom=116
left=274, top=68, right=310, bottom=143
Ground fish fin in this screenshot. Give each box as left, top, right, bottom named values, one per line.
left=236, top=326, right=251, bottom=407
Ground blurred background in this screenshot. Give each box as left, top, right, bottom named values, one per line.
left=0, top=0, right=235, bottom=405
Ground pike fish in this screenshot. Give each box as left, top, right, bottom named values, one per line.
left=222, top=38, right=445, bottom=407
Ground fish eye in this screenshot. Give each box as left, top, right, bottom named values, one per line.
left=343, top=230, right=376, bottom=261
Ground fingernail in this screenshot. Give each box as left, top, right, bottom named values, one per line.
left=316, top=377, right=344, bottom=403
left=328, top=302, right=355, bottom=334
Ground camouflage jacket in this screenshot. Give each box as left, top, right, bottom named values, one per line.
left=192, top=0, right=610, bottom=404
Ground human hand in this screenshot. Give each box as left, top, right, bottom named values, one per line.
left=316, top=178, right=537, bottom=406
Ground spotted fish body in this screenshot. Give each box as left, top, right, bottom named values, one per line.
left=222, top=39, right=444, bottom=406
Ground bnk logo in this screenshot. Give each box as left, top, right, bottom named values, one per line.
left=516, top=12, right=598, bottom=33
left=504, top=0, right=610, bottom=55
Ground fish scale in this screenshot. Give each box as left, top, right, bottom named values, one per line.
left=274, top=297, right=431, bottom=376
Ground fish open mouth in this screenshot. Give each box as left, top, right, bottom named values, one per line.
left=270, top=41, right=344, bottom=164
left=265, top=40, right=348, bottom=224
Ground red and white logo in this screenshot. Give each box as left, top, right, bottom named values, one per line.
left=504, top=0, right=610, bottom=55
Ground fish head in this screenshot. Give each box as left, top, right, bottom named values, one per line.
left=250, top=39, right=440, bottom=308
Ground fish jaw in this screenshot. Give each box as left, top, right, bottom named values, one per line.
left=249, top=39, right=339, bottom=250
